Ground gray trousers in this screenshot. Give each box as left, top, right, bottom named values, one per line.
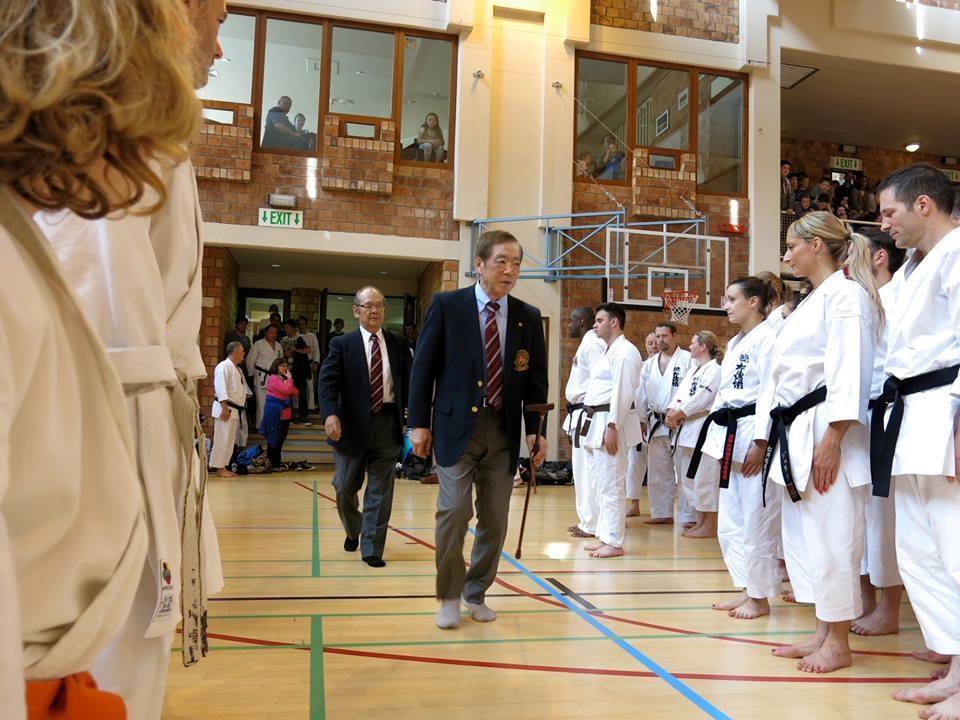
left=332, top=410, right=400, bottom=559
left=435, top=408, right=513, bottom=604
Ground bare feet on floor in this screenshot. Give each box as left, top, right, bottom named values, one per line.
left=781, top=590, right=797, bottom=604
left=772, top=633, right=826, bottom=659
left=729, top=597, right=770, bottom=620
left=215, top=469, right=237, bottom=478
left=584, top=541, right=604, bottom=552
left=682, top=521, right=697, bottom=529
left=797, top=640, right=853, bottom=674
left=644, top=517, right=674, bottom=525
left=914, top=651, right=953, bottom=665
left=683, top=523, right=718, bottom=539
left=933, top=666, right=952, bottom=681
left=893, top=676, right=960, bottom=706
left=626, top=500, right=642, bottom=517
left=777, top=558, right=790, bottom=583
left=590, top=543, right=624, bottom=558
left=850, top=606, right=900, bottom=636
left=919, top=691, right=960, bottom=720
left=568, top=526, right=595, bottom=538
left=712, top=593, right=747, bottom=612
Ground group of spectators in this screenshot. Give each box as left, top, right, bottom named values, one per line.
left=780, top=160, right=879, bottom=222
left=577, top=133, right=627, bottom=180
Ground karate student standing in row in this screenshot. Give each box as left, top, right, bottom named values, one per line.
left=247, top=324, right=284, bottom=427
left=851, top=228, right=906, bottom=637
left=699, top=277, right=779, bottom=619
left=627, top=332, right=659, bottom=518
left=580, top=303, right=642, bottom=558
left=210, top=342, right=252, bottom=478
left=564, top=307, right=607, bottom=539
left=666, top=332, right=722, bottom=539
left=757, top=211, right=882, bottom=674
left=638, top=322, right=692, bottom=525
left=871, top=164, right=960, bottom=716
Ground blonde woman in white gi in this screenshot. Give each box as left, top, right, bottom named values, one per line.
left=626, top=332, right=659, bottom=518
left=871, top=164, right=960, bottom=715
left=665, top=331, right=722, bottom=539
left=0, top=0, right=202, bottom=715
left=637, top=322, right=692, bottom=525
left=691, top=277, right=779, bottom=619
left=756, top=211, right=881, bottom=673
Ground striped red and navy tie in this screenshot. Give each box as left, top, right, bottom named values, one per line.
left=369, top=334, right=383, bottom=413
left=484, top=301, right=503, bottom=410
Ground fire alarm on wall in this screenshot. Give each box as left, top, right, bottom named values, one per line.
left=720, top=223, right=746, bottom=234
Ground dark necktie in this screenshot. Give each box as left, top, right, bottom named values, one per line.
left=484, top=301, right=503, bottom=410
left=369, top=334, right=383, bottom=413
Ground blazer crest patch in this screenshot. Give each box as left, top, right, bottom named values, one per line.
left=514, top=349, right=530, bottom=372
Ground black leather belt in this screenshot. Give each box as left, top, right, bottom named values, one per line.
left=870, top=364, right=960, bottom=497
left=760, top=386, right=828, bottom=506
left=687, top=403, right=756, bottom=488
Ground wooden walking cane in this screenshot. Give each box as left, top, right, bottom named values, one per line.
left=515, top=402, right=554, bottom=559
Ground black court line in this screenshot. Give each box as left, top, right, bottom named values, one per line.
left=546, top=577, right=598, bottom=611
left=210, top=589, right=741, bottom=602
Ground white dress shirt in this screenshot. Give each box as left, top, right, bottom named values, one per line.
left=359, top=326, right=395, bottom=403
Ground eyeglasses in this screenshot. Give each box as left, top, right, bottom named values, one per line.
left=355, top=302, right=385, bottom=311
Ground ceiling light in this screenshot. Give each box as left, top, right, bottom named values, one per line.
left=330, top=98, right=354, bottom=105
left=354, top=70, right=365, bottom=76
left=379, top=271, right=388, bottom=275
left=915, top=45, right=923, bottom=55
left=649, top=0, right=658, bottom=22
left=905, top=143, right=920, bottom=153
left=271, top=264, right=280, bottom=268
left=407, top=99, right=416, bottom=105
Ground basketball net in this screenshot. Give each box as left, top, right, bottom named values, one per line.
left=662, top=290, right=698, bottom=325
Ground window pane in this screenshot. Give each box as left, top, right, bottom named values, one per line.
left=198, top=13, right=255, bottom=104
left=635, top=66, right=689, bottom=150
left=575, top=57, right=627, bottom=181
left=329, top=27, right=395, bottom=118
left=401, top=36, right=452, bottom=164
left=260, top=19, right=323, bottom=152
left=697, top=74, right=744, bottom=194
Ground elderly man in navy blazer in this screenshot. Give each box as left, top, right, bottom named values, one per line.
left=409, top=230, right=548, bottom=629
left=318, top=286, right=409, bottom=568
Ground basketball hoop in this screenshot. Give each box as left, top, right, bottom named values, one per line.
left=662, top=290, right=698, bottom=325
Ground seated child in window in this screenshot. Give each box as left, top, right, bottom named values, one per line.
left=416, top=112, right=446, bottom=162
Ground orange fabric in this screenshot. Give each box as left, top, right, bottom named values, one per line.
left=26, top=672, right=125, bottom=720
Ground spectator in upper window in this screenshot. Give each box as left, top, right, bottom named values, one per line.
left=598, top=134, right=625, bottom=180
left=262, top=95, right=310, bottom=151
left=577, top=151, right=597, bottom=178
left=779, top=160, right=793, bottom=211
left=416, top=112, right=446, bottom=162
left=293, top=113, right=317, bottom=152
left=793, top=193, right=813, bottom=218
left=815, top=193, right=832, bottom=212
left=796, top=173, right=814, bottom=202
left=818, top=177, right=833, bottom=203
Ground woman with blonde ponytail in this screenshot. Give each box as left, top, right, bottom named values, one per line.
left=753, top=210, right=880, bottom=674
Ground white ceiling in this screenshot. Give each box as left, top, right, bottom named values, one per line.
left=781, top=48, right=960, bottom=157
left=229, top=247, right=429, bottom=279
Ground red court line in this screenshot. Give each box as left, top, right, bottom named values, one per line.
left=294, top=481, right=915, bottom=659
left=204, top=630, right=926, bottom=685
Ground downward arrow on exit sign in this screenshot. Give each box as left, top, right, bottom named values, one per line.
left=258, top=208, right=304, bottom=229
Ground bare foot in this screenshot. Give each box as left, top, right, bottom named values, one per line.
left=626, top=500, right=642, bottom=517
left=215, top=469, right=237, bottom=478
left=850, top=606, right=900, bottom=636
left=569, top=526, right=595, bottom=538
left=893, top=676, right=960, bottom=706
left=590, top=544, right=624, bottom=558
left=683, top=523, right=718, bottom=539
left=712, top=592, right=747, bottom=612
left=644, top=517, right=674, bottom=525
left=798, top=642, right=852, bottom=674
left=777, top=558, right=790, bottom=583
left=933, top=666, right=951, bottom=681
left=682, top=521, right=697, bottom=529
left=915, top=651, right=953, bottom=665
left=859, top=576, right=878, bottom=618
left=729, top=597, right=770, bottom=620
left=781, top=590, right=797, bottom=603
left=584, top=541, right=604, bottom=552
left=919, top=691, right=960, bottom=720
left=772, top=634, right=826, bottom=659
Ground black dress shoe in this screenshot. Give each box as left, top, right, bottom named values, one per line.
left=362, top=556, right=386, bottom=568
left=343, top=537, right=359, bottom=552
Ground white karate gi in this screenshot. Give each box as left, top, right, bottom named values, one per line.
left=638, top=348, right=692, bottom=520
left=38, top=161, right=222, bottom=719
left=670, top=359, right=721, bottom=513
left=0, top=190, right=147, bottom=720
left=764, top=304, right=788, bottom=335
left=302, top=330, right=321, bottom=410
left=884, top=228, right=960, bottom=654
left=247, top=337, right=284, bottom=427
left=703, top=322, right=780, bottom=598
left=211, top=358, right=252, bottom=468
left=581, top=335, right=643, bottom=548
left=564, top=330, right=607, bottom=534
left=861, top=281, right=900, bottom=588
left=755, top=270, right=875, bottom=622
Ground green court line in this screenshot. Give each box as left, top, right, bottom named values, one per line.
left=310, top=615, right=325, bottom=720
left=311, top=481, right=320, bottom=578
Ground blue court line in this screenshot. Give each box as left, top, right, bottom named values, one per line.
left=489, top=536, right=731, bottom=720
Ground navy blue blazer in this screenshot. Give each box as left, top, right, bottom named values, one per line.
left=317, top=328, right=408, bottom=456
left=407, top=286, right=548, bottom=473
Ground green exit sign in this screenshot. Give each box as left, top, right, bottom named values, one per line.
left=258, top=208, right=303, bottom=229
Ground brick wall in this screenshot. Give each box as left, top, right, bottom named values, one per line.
left=291, top=288, right=321, bottom=329
left=198, top=246, right=239, bottom=429
left=632, top=148, right=697, bottom=218
left=416, top=260, right=459, bottom=325
left=780, top=137, right=944, bottom=186
left=321, top=116, right=395, bottom=194
left=590, top=0, right=740, bottom=43
left=190, top=101, right=254, bottom=182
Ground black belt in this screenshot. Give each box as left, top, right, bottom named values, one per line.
left=687, top=403, right=756, bottom=488
left=566, top=402, right=584, bottom=449
left=647, top=411, right=667, bottom=442
left=224, top=400, right=246, bottom=412
left=567, top=402, right=584, bottom=414
left=576, top=403, right=610, bottom=447
left=870, top=364, right=960, bottom=498
left=760, top=386, right=828, bottom=506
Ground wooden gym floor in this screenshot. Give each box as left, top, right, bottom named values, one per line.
left=163, top=471, right=934, bottom=719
